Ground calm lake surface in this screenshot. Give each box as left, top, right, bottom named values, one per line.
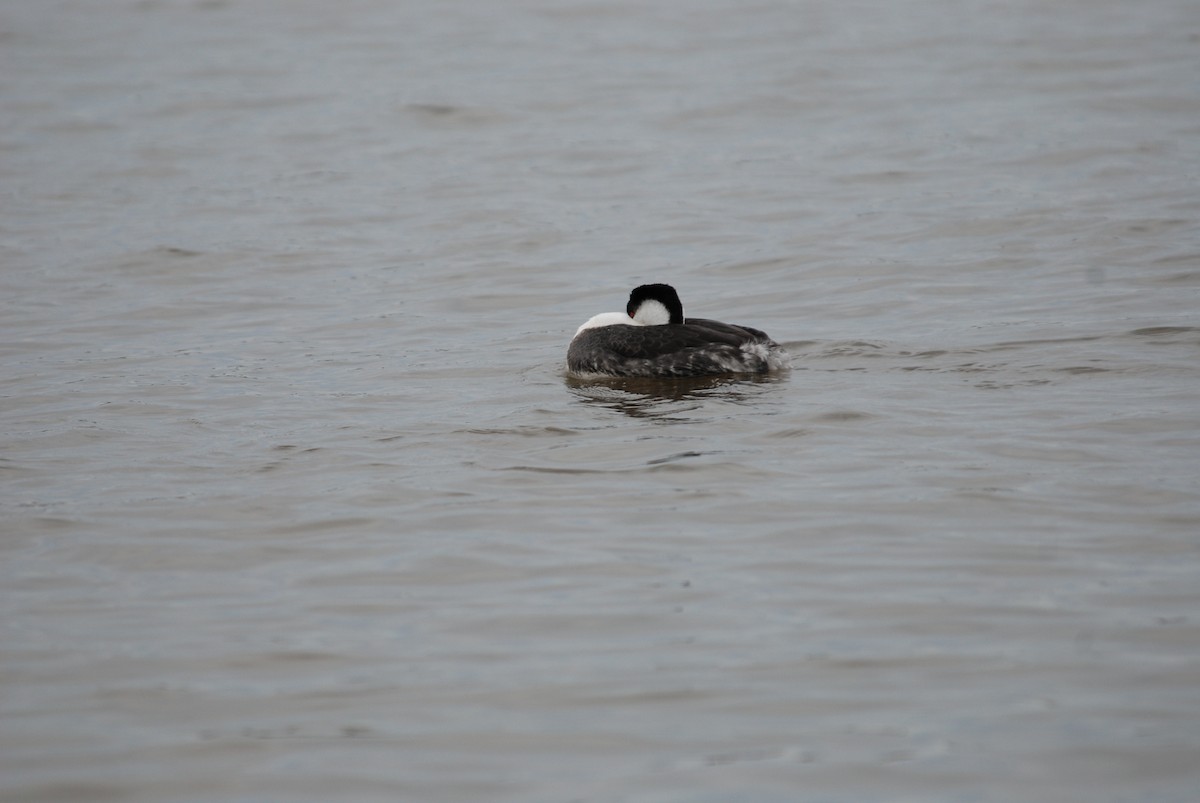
left=3, top=1, right=1199, bottom=800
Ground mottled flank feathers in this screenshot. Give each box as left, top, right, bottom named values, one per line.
left=568, top=317, right=789, bottom=378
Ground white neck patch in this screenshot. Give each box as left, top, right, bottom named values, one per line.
left=574, top=311, right=639, bottom=337
left=631, top=298, right=676, bottom=326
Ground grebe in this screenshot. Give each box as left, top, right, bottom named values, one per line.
left=567, top=284, right=789, bottom=377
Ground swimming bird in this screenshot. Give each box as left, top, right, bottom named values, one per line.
left=567, top=283, right=789, bottom=377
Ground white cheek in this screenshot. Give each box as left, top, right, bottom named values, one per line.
left=632, top=299, right=672, bottom=326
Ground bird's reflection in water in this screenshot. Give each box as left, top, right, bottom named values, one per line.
left=564, top=372, right=787, bottom=420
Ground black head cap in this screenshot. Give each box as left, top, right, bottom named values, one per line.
left=627, top=283, right=684, bottom=324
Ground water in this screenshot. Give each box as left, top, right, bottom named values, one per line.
left=3, top=1, right=1199, bottom=800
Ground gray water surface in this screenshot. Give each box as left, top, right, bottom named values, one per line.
left=3, top=1, right=1200, bottom=801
